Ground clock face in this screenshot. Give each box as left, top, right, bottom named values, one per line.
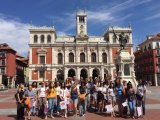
left=80, top=25, right=84, bottom=30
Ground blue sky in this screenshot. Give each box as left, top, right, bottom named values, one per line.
left=0, top=0, right=160, bottom=56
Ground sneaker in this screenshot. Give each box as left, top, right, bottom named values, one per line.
left=51, top=115, right=55, bottom=119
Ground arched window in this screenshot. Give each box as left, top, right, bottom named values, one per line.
left=91, top=52, right=96, bottom=62
left=113, top=35, right=116, bottom=43
left=34, top=35, right=38, bottom=43
left=58, top=53, right=63, bottom=64
left=80, top=53, right=85, bottom=62
left=47, top=35, right=51, bottom=43
left=40, top=35, right=44, bottom=43
left=102, top=53, right=107, bottom=63
left=69, top=53, right=74, bottom=63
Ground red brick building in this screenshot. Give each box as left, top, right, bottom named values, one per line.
left=134, top=33, right=160, bottom=86
left=0, top=43, right=28, bottom=87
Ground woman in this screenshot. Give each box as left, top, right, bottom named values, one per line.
left=71, top=81, right=79, bottom=116
left=37, top=82, right=47, bottom=119
left=65, top=78, right=72, bottom=90
left=136, top=79, right=146, bottom=117
left=59, top=82, right=68, bottom=118
left=47, top=82, right=57, bottom=118
left=108, top=82, right=116, bottom=117
left=115, top=78, right=125, bottom=117
left=55, top=81, right=61, bottom=115
left=97, top=83, right=105, bottom=113
left=24, top=85, right=35, bottom=120
left=16, top=83, right=25, bottom=120
left=126, top=82, right=136, bottom=119
left=31, top=82, right=38, bottom=116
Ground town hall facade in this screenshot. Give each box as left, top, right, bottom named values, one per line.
left=28, top=10, right=133, bottom=84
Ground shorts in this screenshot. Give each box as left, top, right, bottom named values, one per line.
left=72, top=98, right=78, bottom=104
left=109, top=95, right=116, bottom=101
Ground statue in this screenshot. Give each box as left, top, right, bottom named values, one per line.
left=118, top=32, right=128, bottom=49
left=112, top=27, right=128, bottom=49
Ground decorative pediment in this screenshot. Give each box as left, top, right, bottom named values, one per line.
left=37, top=48, right=47, bottom=54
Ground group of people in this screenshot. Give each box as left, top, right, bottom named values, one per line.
left=15, top=75, right=146, bottom=120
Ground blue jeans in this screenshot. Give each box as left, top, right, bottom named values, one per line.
left=48, top=98, right=57, bottom=115
left=79, top=100, right=86, bottom=115
left=128, top=100, right=136, bottom=117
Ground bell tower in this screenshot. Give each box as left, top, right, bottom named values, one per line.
left=76, top=10, right=87, bottom=36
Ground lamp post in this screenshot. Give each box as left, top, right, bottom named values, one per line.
left=35, top=63, right=47, bottom=82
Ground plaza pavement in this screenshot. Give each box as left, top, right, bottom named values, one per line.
left=0, top=87, right=160, bottom=120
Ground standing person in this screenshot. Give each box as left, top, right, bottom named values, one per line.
left=46, top=82, right=57, bottom=118
left=126, top=82, right=136, bottom=119
left=55, top=81, right=61, bottom=115
left=108, top=82, right=116, bottom=117
left=123, top=81, right=128, bottom=116
left=59, top=82, right=68, bottom=118
left=65, top=78, right=72, bottom=90
left=37, top=82, right=47, bottom=119
left=79, top=81, right=87, bottom=116
left=31, top=82, right=38, bottom=116
left=97, top=83, right=104, bottom=113
left=136, top=79, right=146, bottom=117
left=16, top=83, right=25, bottom=120
left=71, top=81, right=79, bottom=117
left=24, top=85, right=35, bottom=120
left=115, top=78, right=125, bottom=117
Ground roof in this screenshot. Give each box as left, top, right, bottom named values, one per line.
left=0, top=43, right=16, bottom=52
left=139, top=33, right=160, bottom=46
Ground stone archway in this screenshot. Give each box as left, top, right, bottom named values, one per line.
left=57, top=70, right=64, bottom=83
left=68, top=69, right=76, bottom=78
left=104, top=69, right=109, bottom=78
left=92, top=68, right=100, bottom=81
left=80, top=69, right=88, bottom=81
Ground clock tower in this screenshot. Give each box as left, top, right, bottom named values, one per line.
left=76, top=10, right=87, bottom=36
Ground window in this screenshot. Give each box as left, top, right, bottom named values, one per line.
left=148, top=44, right=151, bottom=50
left=79, top=17, right=85, bottom=23
left=39, top=71, right=44, bottom=78
left=156, top=42, right=159, bottom=48
left=34, top=35, right=38, bottom=43
left=2, top=59, right=5, bottom=66
left=1, top=68, right=5, bottom=74
left=47, top=35, right=51, bottom=43
left=80, top=53, right=85, bottom=62
left=113, top=35, right=116, bottom=43
left=40, top=35, right=44, bottom=43
left=39, top=56, right=45, bottom=64
left=91, top=52, right=96, bottom=62
left=58, top=53, right=63, bottom=64
left=69, top=53, right=74, bottom=63
left=102, top=53, right=107, bottom=63
left=158, top=58, right=160, bottom=63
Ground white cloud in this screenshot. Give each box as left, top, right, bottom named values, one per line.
left=144, top=13, right=160, bottom=21
left=0, top=14, right=29, bottom=56
left=50, top=0, right=152, bottom=32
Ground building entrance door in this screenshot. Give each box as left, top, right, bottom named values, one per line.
left=80, top=69, right=87, bottom=81
left=68, top=69, right=75, bottom=78
left=92, top=68, right=99, bottom=81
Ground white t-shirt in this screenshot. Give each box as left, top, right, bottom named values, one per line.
left=56, top=86, right=61, bottom=96
left=60, top=88, right=69, bottom=99
left=137, top=85, right=146, bottom=97
left=108, top=88, right=115, bottom=97
left=97, top=87, right=107, bottom=93
left=39, top=87, right=46, bottom=97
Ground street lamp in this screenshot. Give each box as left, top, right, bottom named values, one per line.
left=35, top=64, right=47, bottom=82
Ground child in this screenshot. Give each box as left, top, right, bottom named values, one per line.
left=105, top=99, right=115, bottom=117
left=78, top=93, right=86, bottom=116
left=44, top=100, right=48, bottom=119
